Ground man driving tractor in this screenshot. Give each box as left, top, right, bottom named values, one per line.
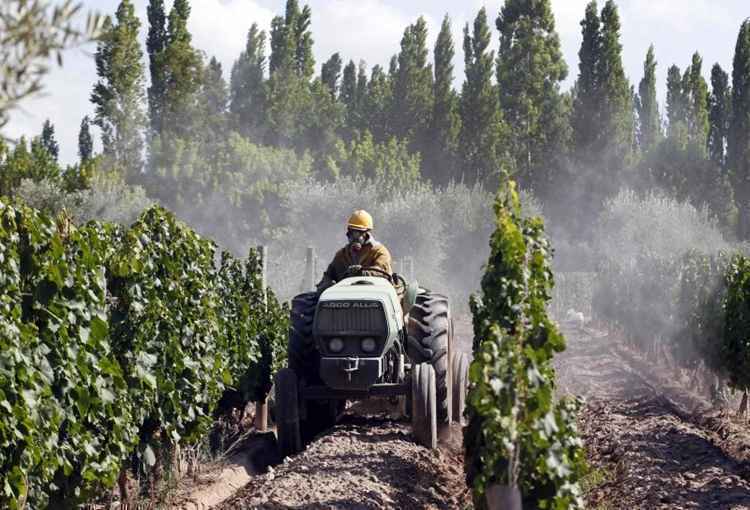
left=317, top=209, right=393, bottom=291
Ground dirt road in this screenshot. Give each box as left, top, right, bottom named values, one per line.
left=175, top=320, right=750, bottom=509
left=557, top=325, right=750, bottom=509
left=214, top=414, right=469, bottom=509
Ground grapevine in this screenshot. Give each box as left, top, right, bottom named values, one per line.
left=465, top=182, right=585, bottom=510
left=0, top=202, right=289, bottom=508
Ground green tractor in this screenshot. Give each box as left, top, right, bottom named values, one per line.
left=274, top=267, right=469, bottom=457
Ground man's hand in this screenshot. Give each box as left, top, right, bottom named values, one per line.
left=345, top=264, right=363, bottom=276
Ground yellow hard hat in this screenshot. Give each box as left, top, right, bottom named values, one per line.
left=347, top=209, right=373, bottom=231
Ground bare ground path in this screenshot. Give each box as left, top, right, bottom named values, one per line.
left=557, top=325, right=750, bottom=509
left=213, top=415, right=469, bottom=509
left=173, top=320, right=750, bottom=509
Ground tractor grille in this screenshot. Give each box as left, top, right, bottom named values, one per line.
left=315, top=301, right=387, bottom=335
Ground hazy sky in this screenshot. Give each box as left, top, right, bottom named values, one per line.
left=6, top=0, right=748, bottom=164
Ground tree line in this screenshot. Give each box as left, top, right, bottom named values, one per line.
left=3, top=0, right=750, bottom=247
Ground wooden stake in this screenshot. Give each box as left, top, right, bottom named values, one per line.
left=255, top=398, right=269, bottom=432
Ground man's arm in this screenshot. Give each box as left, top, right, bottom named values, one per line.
left=317, top=249, right=346, bottom=291
left=361, top=245, right=393, bottom=278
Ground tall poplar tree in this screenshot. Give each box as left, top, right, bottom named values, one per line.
left=355, top=62, right=368, bottom=131
left=426, top=14, right=460, bottom=185
left=340, top=59, right=358, bottom=134
left=146, top=0, right=167, bottom=135
left=230, top=23, right=267, bottom=139
left=363, top=65, right=392, bottom=142
left=684, top=52, right=710, bottom=154
left=391, top=17, right=434, bottom=154
left=496, top=0, right=569, bottom=197
left=90, top=0, right=146, bottom=181
left=730, top=20, right=750, bottom=237
left=158, top=0, right=203, bottom=142
left=571, top=1, right=601, bottom=158
left=266, top=0, right=323, bottom=147
left=459, top=8, right=505, bottom=185
left=269, top=0, right=314, bottom=79
left=569, top=0, right=631, bottom=226
left=78, top=115, right=93, bottom=163
left=709, top=63, right=731, bottom=168
left=666, top=64, right=687, bottom=138
left=597, top=0, right=633, bottom=163
left=39, top=119, right=59, bottom=161
left=201, top=58, right=228, bottom=135
left=636, top=45, right=661, bottom=153
left=321, top=52, right=342, bottom=97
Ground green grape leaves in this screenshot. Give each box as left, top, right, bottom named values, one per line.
left=0, top=202, right=289, bottom=508
left=465, top=182, right=586, bottom=510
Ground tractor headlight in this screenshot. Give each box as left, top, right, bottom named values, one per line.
left=361, top=337, right=377, bottom=353
left=329, top=337, right=344, bottom=353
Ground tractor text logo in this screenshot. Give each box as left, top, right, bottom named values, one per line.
left=322, top=302, right=380, bottom=309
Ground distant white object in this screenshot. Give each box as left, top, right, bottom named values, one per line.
left=565, top=308, right=585, bottom=328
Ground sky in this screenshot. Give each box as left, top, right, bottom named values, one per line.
left=5, top=0, right=749, bottom=165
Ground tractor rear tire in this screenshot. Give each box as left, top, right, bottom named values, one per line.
left=274, top=368, right=301, bottom=458
left=411, top=363, right=437, bottom=449
left=288, top=292, right=341, bottom=443
left=408, top=292, right=452, bottom=429
left=451, top=351, right=469, bottom=425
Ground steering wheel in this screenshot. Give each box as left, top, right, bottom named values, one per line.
left=346, top=265, right=394, bottom=282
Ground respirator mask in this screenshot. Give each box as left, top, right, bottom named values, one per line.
left=347, top=229, right=368, bottom=251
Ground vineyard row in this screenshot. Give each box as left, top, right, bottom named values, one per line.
left=0, top=202, right=288, bottom=509
left=594, top=249, right=750, bottom=397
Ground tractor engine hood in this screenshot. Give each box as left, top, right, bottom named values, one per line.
left=314, top=276, right=404, bottom=390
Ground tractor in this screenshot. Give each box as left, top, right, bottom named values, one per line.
left=274, top=266, right=469, bottom=457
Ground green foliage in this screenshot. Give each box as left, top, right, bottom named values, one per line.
left=730, top=20, right=750, bottom=238
left=78, top=115, right=94, bottom=163
left=674, top=251, right=728, bottom=372
left=426, top=15, right=461, bottom=185
left=496, top=0, right=569, bottom=198
left=684, top=53, right=710, bottom=156
left=146, top=0, right=167, bottom=135
left=216, top=248, right=287, bottom=403
left=722, top=253, right=750, bottom=389
left=465, top=181, right=585, bottom=510
left=597, top=1, right=633, bottom=161
left=230, top=23, right=267, bottom=141
left=39, top=119, right=59, bottom=161
left=592, top=190, right=746, bottom=377
left=709, top=64, right=731, bottom=169
left=321, top=52, right=342, bottom=98
left=153, top=0, right=203, bottom=146
left=91, top=0, right=146, bottom=182
left=641, top=53, right=736, bottom=233
left=391, top=16, right=433, bottom=156
left=571, top=1, right=601, bottom=157
left=325, top=131, right=421, bottom=190
left=0, top=137, right=61, bottom=197
left=0, top=202, right=289, bottom=508
left=666, top=64, right=687, bottom=138
left=636, top=45, right=661, bottom=153
left=16, top=173, right=152, bottom=226
left=108, top=207, right=224, bottom=451
left=0, top=204, right=135, bottom=508
left=0, top=0, right=104, bottom=130
left=570, top=0, right=633, bottom=224
left=460, top=8, right=506, bottom=186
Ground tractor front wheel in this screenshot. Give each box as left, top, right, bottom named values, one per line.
left=411, top=363, right=437, bottom=449
left=451, top=351, right=469, bottom=425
